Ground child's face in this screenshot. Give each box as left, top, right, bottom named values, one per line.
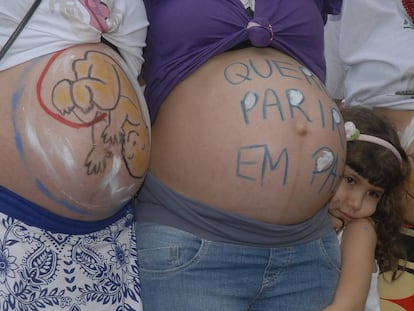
left=329, top=165, right=384, bottom=225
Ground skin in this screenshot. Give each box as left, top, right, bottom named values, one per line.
left=150, top=47, right=346, bottom=224
left=0, top=43, right=150, bottom=220
left=325, top=165, right=384, bottom=311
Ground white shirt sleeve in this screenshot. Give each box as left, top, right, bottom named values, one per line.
left=324, top=13, right=346, bottom=101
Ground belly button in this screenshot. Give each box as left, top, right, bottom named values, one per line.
left=295, top=122, right=308, bottom=136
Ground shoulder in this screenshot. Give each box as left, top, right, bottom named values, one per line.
left=343, top=218, right=377, bottom=244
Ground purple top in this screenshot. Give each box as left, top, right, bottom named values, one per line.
left=143, top=0, right=342, bottom=122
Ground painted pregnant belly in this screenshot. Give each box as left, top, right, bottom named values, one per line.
left=13, top=47, right=150, bottom=215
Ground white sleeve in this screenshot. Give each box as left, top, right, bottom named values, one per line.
left=324, top=14, right=346, bottom=101
left=103, top=0, right=149, bottom=79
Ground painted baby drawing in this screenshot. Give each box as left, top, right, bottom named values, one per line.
left=49, top=49, right=150, bottom=179
left=14, top=45, right=150, bottom=216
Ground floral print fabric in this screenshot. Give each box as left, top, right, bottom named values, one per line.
left=0, top=207, right=142, bottom=311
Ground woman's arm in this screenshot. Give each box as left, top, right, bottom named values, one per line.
left=324, top=217, right=377, bottom=311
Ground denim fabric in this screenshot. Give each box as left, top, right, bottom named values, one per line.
left=136, top=223, right=340, bottom=311
left=136, top=173, right=334, bottom=247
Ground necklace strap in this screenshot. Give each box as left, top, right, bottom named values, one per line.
left=0, top=0, right=42, bottom=62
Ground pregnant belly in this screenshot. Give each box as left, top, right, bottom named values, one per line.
left=0, top=44, right=150, bottom=220
left=151, top=47, right=346, bottom=224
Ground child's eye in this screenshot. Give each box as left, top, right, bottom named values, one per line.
left=368, top=190, right=381, bottom=199
left=344, top=176, right=355, bottom=184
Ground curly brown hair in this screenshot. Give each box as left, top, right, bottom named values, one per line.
left=341, top=107, right=410, bottom=276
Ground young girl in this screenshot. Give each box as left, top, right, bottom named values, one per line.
left=325, top=107, right=410, bottom=311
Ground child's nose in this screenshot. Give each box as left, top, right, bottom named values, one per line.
left=348, top=192, right=364, bottom=212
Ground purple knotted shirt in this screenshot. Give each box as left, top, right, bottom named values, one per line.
left=142, top=0, right=342, bottom=122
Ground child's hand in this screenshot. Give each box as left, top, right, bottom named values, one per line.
left=329, top=213, right=345, bottom=233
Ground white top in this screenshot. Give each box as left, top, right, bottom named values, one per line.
left=0, top=0, right=148, bottom=78
left=337, top=230, right=381, bottom=311
left=240, top=0, right=256, bottom=10
left=324, top=0, right=414, bottom=109
left=365, top=264, right=381, bottom=311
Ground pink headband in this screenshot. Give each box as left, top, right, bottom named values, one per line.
left=344, top=121, right=403, bottom=164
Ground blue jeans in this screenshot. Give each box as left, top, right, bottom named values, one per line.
left=136, top=223, right=340, bottom=311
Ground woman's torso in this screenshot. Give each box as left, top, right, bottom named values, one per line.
left=150, top=47, right=346, bottom=224
left=0, top=43, right=150, bottom=221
